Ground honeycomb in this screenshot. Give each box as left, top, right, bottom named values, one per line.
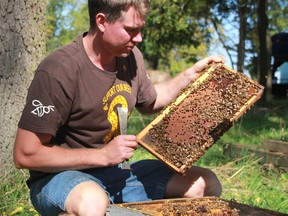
left=136, top=63, right=264, bottom=175
left=117, top=197, right=284, bottom=215
left=117, top=197, right=239, bottom=216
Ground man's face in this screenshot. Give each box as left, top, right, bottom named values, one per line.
left=102, top=6, right=146, bottom=57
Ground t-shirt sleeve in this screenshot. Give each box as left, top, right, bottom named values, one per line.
left=133, top=47, right=157, bottom=108
left=18, top=70, right=72, bottom=136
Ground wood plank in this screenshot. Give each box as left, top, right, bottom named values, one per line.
left=264, top=139, right=288, bottom=154
left=224, top=143, right=288, bottom=167
left=106, top=205, right=147, bottom=216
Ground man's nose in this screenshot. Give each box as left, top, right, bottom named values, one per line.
left=132, top=32, right=142, bottom=43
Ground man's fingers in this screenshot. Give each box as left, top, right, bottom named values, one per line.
left=207, top=55, right=225, bottom=64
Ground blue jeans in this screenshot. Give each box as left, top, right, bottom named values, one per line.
left=29, top=160, right=174, bottom=216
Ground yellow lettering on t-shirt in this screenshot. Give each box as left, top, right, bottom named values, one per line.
left=116, top=84, right=124, bottom=92
left=123, top=84, right=131, bottom=93
left=102, top=84, right=132, bottom=106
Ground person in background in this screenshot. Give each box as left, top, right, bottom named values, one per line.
left=14, top=0, right=225, bottom=215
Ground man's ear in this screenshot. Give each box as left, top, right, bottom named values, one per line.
left=96, top=13, right=107, bottom=32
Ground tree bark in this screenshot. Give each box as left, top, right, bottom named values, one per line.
left=0, top=0, right=46, bottom=173
left=237, top=0, right=248, bottom=73
left=257, top=0, right=272, bottom=105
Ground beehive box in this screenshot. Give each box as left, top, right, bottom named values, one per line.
left=137, top=63, right=264, bottom=175
left=117, top=197, right=286, bottom=216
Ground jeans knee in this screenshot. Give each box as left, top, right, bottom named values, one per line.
left=66, top=182, right=110, bottom=216
left=76, top=191, right=109, bottom=216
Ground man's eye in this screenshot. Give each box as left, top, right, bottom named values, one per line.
left=127, top=28, right=136, bottom=33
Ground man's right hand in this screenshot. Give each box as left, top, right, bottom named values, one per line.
left=101, top=135, right=138, bottom=166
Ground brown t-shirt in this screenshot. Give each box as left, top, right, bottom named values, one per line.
left=18, top=33, right=157, bottom=184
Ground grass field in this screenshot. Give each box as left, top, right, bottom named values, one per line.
left=1, top=99, right=287, bottom=215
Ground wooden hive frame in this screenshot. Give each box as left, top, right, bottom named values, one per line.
left=117, top=197, right=239, bottom=216
left=136, top=63, right=264, bottom=175
left=116, top=197, right=286, bottom=216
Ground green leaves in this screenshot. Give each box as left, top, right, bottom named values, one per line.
left=46, top=0, right=88, bottom=54
left=45, top=0, right=288, bottom=79
left=139, top=0, right=215, bottom=71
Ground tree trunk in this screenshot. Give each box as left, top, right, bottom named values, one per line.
left=0, top=0, right=46, bottom=174
left=237, top=0, right=248, bottom=73
left=257, top=0, right=272, bottom=105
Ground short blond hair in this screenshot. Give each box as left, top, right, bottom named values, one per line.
left=88, top=0, right=151, bottom=29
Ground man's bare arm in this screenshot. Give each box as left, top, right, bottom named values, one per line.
left=14, top=128, right=137, bottom=172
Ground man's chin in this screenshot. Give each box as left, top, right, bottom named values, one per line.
left=117, top=50, right=132, bottom=58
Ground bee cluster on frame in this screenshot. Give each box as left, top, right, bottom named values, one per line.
left=137, top=63, right=264, bottom=175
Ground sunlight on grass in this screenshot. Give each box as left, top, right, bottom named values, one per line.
left=212, top=155, right=288, bottom=213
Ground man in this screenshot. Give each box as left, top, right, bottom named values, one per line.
left=14, top=0, right=225, bottom=215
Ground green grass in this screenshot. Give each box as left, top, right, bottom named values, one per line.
left=1, top=100, right=287, bottom=215
left=1, top=167, right=36, bottom=216
left=198, top=149, right=288, bottom=214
